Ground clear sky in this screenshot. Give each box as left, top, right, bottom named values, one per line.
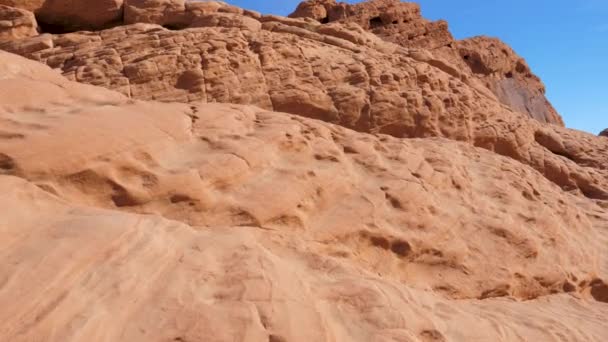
left=224, top=0, right=607, bottom=134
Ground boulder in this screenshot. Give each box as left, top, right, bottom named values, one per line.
left=0, top=5, right=38, bottom=41
left=291, top=0, right=564, bottom=126
left=35, top=0, right=124, bottom=31
left=0, top=0, right=44, bottom=12
left=290, top=0, right=335, bottom=22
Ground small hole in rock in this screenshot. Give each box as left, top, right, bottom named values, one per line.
left=369, top=16, right=383, bottom=28
left=163, top=23, right=189, bottom=31
left=562, top=281, right=576, bottom=293
left=0, top=153, right=16, bottom=172
left=269, top=334, right=287, bottom=342
left=370, top=236, right=390, bottom=250
left=391, top=240, right=411, bottom=256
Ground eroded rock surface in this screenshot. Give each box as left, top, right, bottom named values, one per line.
left=1, top=8, right=605, bottom=201
left=0, top=2, right=606, bottom=340
left=124, top=0, right=187, bottom=26
left=1, top=0, right=124, bottom=31
left=291, top=0, right=562, bottom=125
left=0, top=5, right=38, bottom=41
left=1, top=50, right=607, bottom=342
left=0, top=0, right=44, bottom=12
left=290, top=0, right=453, bottom=49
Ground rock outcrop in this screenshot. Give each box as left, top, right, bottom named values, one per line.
left=0, top=1, right=606, bottom=340
left=1, top=3, right=605, bottom=201
left=600, top=129, right=608, bottom=137
left=0, top=5, right=38, bottom=41
left=123, top=0, right=187, bottom=26
left=1, top=50, right=607, bottom=341
left=290, top=0, right=453, bottom=49
left=0, top=0, right=44, bottom=12
left=0, top=0, right=562, bottom=126
left=290, top=0, right=563, bottom=126
left=445, top=37, right=563, bottom=125
left=36, top=0, right=124, bottom=31
left=1, top=0, right=124, bottom=31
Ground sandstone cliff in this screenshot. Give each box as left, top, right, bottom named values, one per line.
left=0, top=1, right=606, bottom=341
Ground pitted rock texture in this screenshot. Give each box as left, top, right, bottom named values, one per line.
left=0, top=5, right=38, bottom=41
left=124, top=0, right=187, bottom=26
left=291, top=0, right=563, bottom=126
left=1, top=50, right=607, bottom=341
left=290, top=0, right=453, bottom=49
left=444, top=36, right=563, bottom=125
left=0, top=0, right=44, bottom=12
left=1, top=13, right=606, bottom=201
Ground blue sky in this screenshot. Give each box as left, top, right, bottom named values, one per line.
left=224, top=0, right=607, bottom=134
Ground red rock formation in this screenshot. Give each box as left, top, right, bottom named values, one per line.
left=2, top=10, right=605, bottom=201
left=0, top=0, right=563, bottom=129
left=0, top=5, right=38, bottom=41
left=291, top=0, right=453, bottom=49
left=36, top=0, right=124, bottom=31
left=0, top=0, right=607, bottom=340
left=291, top=0, right=563, bottom=126
left=600, top=129, right=608, bottom=137
left=0, top=0, right=124, bottom=31
left=0, top=0, right=44, bottom=12
left=0, top=50, right=607, bottom=341
left=445, top=37, right=563, bottom=125
left=123, top=0, right=186, bottom=27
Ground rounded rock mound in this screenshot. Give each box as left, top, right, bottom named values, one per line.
left=0, top=5, right=38, bottom=41
left=1, top=0, right=124, bottom=31
left=0, top=0, right=45, bottom=12
left=37, top=0, right=124, bottom=31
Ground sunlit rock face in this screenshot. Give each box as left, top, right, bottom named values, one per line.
left=0, top=5, right=38, bottom=41
left=290, top=0, right=563, bottom=126
left=0, top=1, right=607, bottom=341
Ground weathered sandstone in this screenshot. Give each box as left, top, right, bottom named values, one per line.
left=1, top=10, right=605, bottom=201
left=36, top=0, right=124, bottom=31
left=0, top=0, right=44, bottom=12
left=0, top=5, right=38, bottom=41
left=291, top=0, right=563, bottom=125
left=1, top=50, right=607, bottom=341
left=0, top=1, right=606, bottom=341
